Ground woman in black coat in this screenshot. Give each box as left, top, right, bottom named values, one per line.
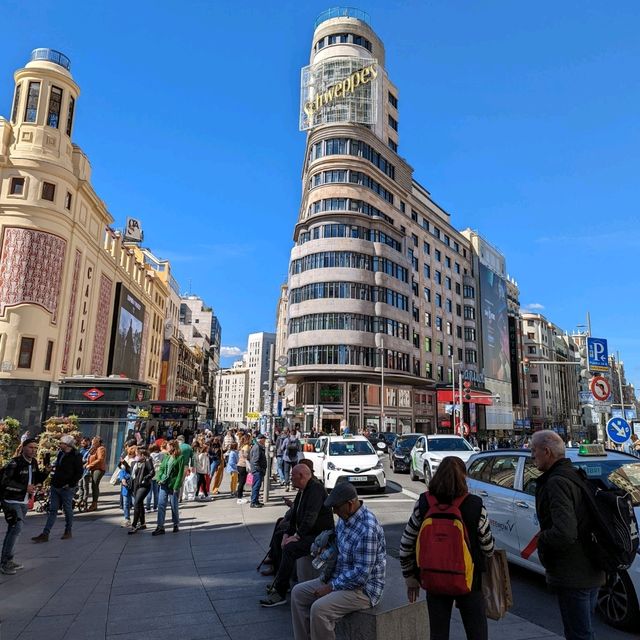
left=129, top=448, right=155, bottom=534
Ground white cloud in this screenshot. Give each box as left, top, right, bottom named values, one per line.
left=220, top=346, right=244, bottom=358
left=524, top=303, right=545, bottom=311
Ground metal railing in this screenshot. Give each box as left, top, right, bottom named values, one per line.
left=30, top=48, right=71, bottom=71
left=314, top=7, right=371, bottom=30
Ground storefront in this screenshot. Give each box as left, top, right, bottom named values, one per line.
left=147, top=401, right=198, bottom=441
left=435, top=383, right=494, bottom=435
left=55, top=376, right=151, bottom=469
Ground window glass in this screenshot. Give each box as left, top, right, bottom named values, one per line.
left=488, top=456, right=520, bottom=489
left=468, top=457, right=493, bottom=482
left=348, top=384, right=360, bottom=404
left=24, top=81, right=40, bottom=123
left=10, top=177, right=25, bottom=195
left=44, top=340, right=54, bottom=371
left=47, top=86, right=63, bottom=128
left=18, top=337, right=35, bottom=368
left=522, top=458, right=542, bottom=495
left=330, top=440, right=376, bottom=456
left=42, top=182, right=56, bottom=202
left=11, top=83, right=21, bottom=123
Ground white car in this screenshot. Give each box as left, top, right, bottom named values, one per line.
left=466, top=445, right=640, bottom=631
left=409, top=434, right=478, bottom=483
left=301, top=434, right=386, bottom=492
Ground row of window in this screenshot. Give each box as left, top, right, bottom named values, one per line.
left=310, top=169, right=394, bottom=204
left=298, top=224, right=402, bottom=252
left=310, top=138, right=396, bottom=180
left=6, top=176, right=73, bottom=209
left=289, top=312, right=410, bottom=340
left=289, top=282, right=409, bottom=311
left=12, top=81, right=75, bottom=135
left=314, top=32, right=373, bottom=52
left=14, top=336, right=54, bottom=371
left=308, top=197, right=395, bottom=225
left=288, top=345, right=410, bottom=372
left=408, top=210, right=465, bottom=256
left=290, top=251, right=409, bottom=282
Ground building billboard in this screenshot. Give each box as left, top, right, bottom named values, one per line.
left=300, top=56, right=379, bottom=131
left=479, top=264, right=511, bottom=383
left=108, top=283, right=145, bottom=379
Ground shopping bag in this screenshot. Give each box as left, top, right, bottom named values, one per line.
left=482, top=549, right=513, bottom=620
left=109, top=467, right=121, bottom=486
left=246, top=472, right=254, bottom=486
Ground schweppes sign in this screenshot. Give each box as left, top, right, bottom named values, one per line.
left=303, top=63, right=378, bottom=119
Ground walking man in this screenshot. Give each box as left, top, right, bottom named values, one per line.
left=250, top=434, right=267, bottom=508
left=531, top=430, right=605, bottom=640
left=291, top=482, right=386, bottom=640
left=0, top=438, right=47, bottom=574
left=33, top=435, right=84, bottom=542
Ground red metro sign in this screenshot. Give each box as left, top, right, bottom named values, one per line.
left=83, top=387, right=104, bottom=401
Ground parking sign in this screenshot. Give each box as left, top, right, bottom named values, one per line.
left=587, top=337, right=608, bottom=372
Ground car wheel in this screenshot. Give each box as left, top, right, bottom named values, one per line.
left=423, top=464, right=432, bottom=484
left=597, top=570, right=640, bottom=630
left=410, top=463, right=418, bottom=481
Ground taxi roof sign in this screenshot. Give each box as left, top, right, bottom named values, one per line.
left=578, top=443, right=606, bottom=456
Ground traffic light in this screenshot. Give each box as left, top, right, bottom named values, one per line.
left=463, top=380, right=472, bottom=401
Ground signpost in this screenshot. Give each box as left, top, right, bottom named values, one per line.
left=589, top=376, right=611, bottom=402
left=587, top=337, right=608, bottom=372
left=606, top=417, right=631, bottom=444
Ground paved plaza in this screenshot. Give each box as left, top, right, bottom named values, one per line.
left=0, top=480, right=561, bottom=640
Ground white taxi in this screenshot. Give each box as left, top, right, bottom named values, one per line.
left=301, top=434, right=386, bottom=492
left=466, top=444, right=640, bottom=630
left=409, top=434, right=478, bottom=483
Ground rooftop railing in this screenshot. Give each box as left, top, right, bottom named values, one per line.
left=314, top=7, right=371, bottom=30
left=30, top=48, right=71, bottom=71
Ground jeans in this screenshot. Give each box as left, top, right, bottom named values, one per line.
left=145, top=480, right=159, bottom=510
left=426, top=589, right=487, bottom=640
left=556, top=587, right=598, bottom=640
left=44, top=487, right=75, bottom=535
left=276, top=456, right=285, bottom=483
left=209, top=460, right=219, bottom=477
left=1, top=502, right=28, bottom=564
left=78, top=474, right=91, bottom=506
left=132, top=486, right=150, bottom=528
left=156, top=485, right=179, bottom=529
left=283, top=460, right=295, bottom=486
left=121, top=489, right=132, bottom=520
left=91, top=470, right=105, bottom=503
left=251, top=470, right=263, bottom=505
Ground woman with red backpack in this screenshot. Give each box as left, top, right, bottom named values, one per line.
left=399, top=456, right=495, bottom=640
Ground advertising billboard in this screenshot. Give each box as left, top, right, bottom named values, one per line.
left=108, top=283, right=145, bottom=379
left=300, top=56, right=379, bottom=131
left=479, top=264, right=511, bottom=383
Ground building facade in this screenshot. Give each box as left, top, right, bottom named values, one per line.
left=215, top=359, right=249, bottom=427
left=246, top=331, right=276, bottom=414
left=285, top=10, right=492, bottom=435
left=0, top=49, right=166, bottom=427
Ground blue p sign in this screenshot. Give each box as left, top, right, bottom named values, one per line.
left=587, top=337, right=608, bottom=372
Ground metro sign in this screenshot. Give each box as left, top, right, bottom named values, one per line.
left=83, top=387, right=104, bottom=401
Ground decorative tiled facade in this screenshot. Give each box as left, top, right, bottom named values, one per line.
left=90, top=273, right=113, bottom=375
left=61, top=249, right=82, bottom=374
left=0, top=227, right=66, bottom=323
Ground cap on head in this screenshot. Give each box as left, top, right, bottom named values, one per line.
left=22, top=438, right=38, bottom=447
left=59, top=435, right=76, bottom=448
left=257, top=433, right=266, bottom=440
left=324, top=482, right=358, bottom=508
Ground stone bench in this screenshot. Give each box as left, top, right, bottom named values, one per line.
left=296, top=555, right=320, bottom=582
left=336, top=559, right=429, bottom=640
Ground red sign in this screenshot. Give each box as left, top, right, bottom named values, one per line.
left=83, top=387, right=104, bottom=401
left=589, top=376, right=611, bottom=402
left=455, top=422, right=470, bottom=437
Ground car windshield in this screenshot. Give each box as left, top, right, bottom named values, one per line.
left=396, top=435, right=419, bottom=450
left=329, top=440, right=376, bottom=456
left=575, top=460, right=640, bottom=506
left=427, top=437, right=473, bottom=452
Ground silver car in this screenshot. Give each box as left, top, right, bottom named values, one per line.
left=466, top=445, right=640, bottom=630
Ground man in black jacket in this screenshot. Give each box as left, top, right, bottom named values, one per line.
left=250, top=434, right=268, bottom=508
left=260, top=464, right=334, bottom=607
left=532, top=430, right=605, bottom=640
left=32, top=435, right=84, bottom=543
left=1, top=438, right=47, bottom=574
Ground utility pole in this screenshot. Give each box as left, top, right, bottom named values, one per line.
left=263, top=343, right=275, bottom=504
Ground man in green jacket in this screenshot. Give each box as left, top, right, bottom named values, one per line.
left=152, top=441, right=185, bottom=536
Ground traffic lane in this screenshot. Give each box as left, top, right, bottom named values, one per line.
left=385, top=457, right=428, bottom=496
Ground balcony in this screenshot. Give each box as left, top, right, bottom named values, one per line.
left=314, top=7, right=371, bottom=30
left=30, top=48, right=71, bottom=71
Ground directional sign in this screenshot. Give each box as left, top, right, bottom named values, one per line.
left=606, top=417, right=631, bottom=444
left=589, top=376, right=611, bottom=402
left=587, top=337, right=608, bottom=372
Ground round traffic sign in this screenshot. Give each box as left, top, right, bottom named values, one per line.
left=606, top=417, right=631, bottom=445
left=277, top=355, right=289, bottom=366
left=589, top=376, right=611, bottom=402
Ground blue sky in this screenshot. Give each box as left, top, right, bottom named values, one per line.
left=1, top=1, right=638, bottom=390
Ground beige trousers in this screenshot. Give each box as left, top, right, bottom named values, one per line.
left=291, top=577, right=371, bottom=640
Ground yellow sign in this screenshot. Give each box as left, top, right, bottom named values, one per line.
left=246, top=412, right=260, bottom=420
left=304, top=63, right=378, bottom=119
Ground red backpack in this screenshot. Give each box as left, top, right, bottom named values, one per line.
left=416, top=493, right=474, bottom=596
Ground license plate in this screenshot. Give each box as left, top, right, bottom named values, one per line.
left=347, top=476, right=368, bottom=482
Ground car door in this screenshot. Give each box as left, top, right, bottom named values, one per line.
left=304, top=436, right=326, bottom=479
left=475, top=454, right=522, bottom=558
left=512, top=455, right=543, bottom=571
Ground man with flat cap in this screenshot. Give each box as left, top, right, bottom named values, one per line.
left=290, top=482, right=386, bottom=640
left=250, top=433, right=268, bottom=508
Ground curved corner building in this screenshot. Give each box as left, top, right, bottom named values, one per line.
left=286, top=8, right=479, bottom=435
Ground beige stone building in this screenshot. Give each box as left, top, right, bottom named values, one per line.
left=215, top=359, right=249, bottom=427
left=0, top=48, right=166, bottom=426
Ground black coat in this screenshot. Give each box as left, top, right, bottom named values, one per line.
left=535, top=458, right=605, bottom=589
left=288, top=477, right=334, bottom=540
left=50, top=449, right=84, bottom=489
left=1, top=455, right=48, bottom=502
left=131, top=458, right=155, bottom=491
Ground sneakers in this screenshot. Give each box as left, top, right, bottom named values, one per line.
left=250, top=503, right=263, bottom=508
left=61, top=530, right=72, bottom=540
left=0, top=563, right=16, bottom=575
left=151, top=528, right=165, bottom=536
left=7, top=560, right=23, bottom=571
left=259, top=592, right=286, bottom=607
left=173, top=525, right=179, bottom=533
left=31, top=533, right=49, bottom=543
left=236, top=498, right=248, bottom=504
left=138, top=525, right=147, bottom=530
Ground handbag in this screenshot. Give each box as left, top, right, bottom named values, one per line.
left=246, top=472, right=254, bottom=486
left=482, top=549, right=513, bottom=620
left=109, top=467, right=121, bottom=486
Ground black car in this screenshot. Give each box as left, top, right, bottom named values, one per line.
left=366, top=432, right=396, bottom=454
left=390, top=433, right=421, bottom=473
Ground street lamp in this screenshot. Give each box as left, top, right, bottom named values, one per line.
left=375, top=334, right=385, bottom=434
left=451, top=356, right=463, bottom=434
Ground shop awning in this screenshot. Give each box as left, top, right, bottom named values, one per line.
left=437, top=389, right=493, bottom=406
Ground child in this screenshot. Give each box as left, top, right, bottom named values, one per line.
left=226, top=442, right=239, bottom=495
